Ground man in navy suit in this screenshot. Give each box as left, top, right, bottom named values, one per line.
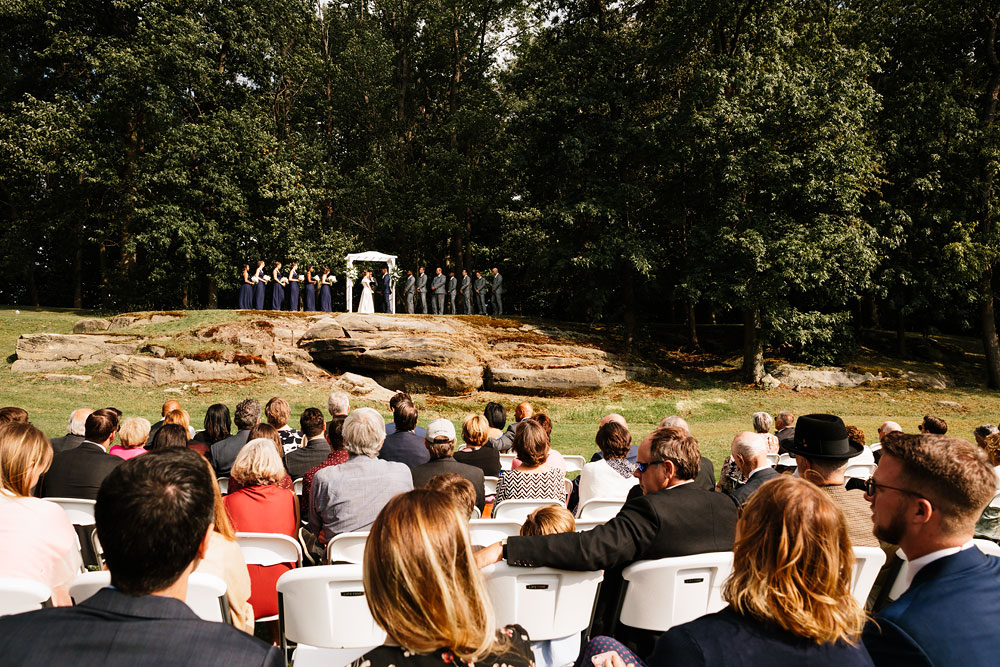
left=379, top=401, right=430, bottom=468
left=381, top=267, right=393, bottom=313
left=0, top=448, right=282, bottom=667
left=41, top=409, right=123, bottom=500
left=862, top=432, right=1000, bottom=666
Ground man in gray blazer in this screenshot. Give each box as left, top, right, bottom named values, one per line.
left=209, top=398, right=260, bottom=477
left=474, top=271, right=487, bottom=314
left=446, top=271, right=458, bottom=314
left=430, top=267, right=446, bottom=314
left=415, top=266, right=428, bottom=313
left=490, top=267, right=504, bottom=316
left=460, top=270, right=472, bottom=314
left=403, top=270, right=416, bottom=313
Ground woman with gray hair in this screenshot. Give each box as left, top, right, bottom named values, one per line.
left=752, top=411, right=774, bottom=435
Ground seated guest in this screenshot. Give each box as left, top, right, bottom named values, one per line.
left=455, top=414, right=501, bottom=477
left=164, top=408, right=196, bottom=440
left=109, top=417, right=150, bottom=460
left=720, top=413, right=772, bottom=493
left=411, top=419, right=486, bottom=513
left=383, top=391, right=426, bottom=438
left=309, top=408, right=413, bottom=545
left=264, top=396, right=303, bottom=454
left=726, top=432, right=779, bottom=508
left=577, top=421, right=638, bottom=515
left=147, top=399, right=181, bottom=444
left=227, top=424, right=294, bottom=494
left=918, top=414, right=947, bottom=435
left=0, top=406, right=29, bottom=423
left=489, top=401, right=533, bottom=451
left=210, top=398, right=260, bottom=477
left=49, top=407, right=92, bottom=454
left=484, top=401, right=507, bottom=441
left=775, top=410, right=796, bottom=449
left=223, top=438, right=299, bottom=625
left=426, top=472, right=477, bottom=519
left=191, top=403, right=232, bottom=446
left=0, top=448, right=282, bottom=666
left=657, top=415, right=716, bottom=491
left=863, top=432, right=1000, bottom=665
left=301, top=416, right=348, bottom=522
left=285, top=408, right=331, bottom=480
left=512, top=414, right=566, bottom=472
left=872, top=421, right=902, bottom=464
left=147, top=423, right=189, bottom=451
left=379, top=401, right=431, bottom=468
left=326, top=391, right=350, bottom=433
left=0, top=422, right=82, bottom=606
left=494, top=420, right=566, bottom=507
left=586, top=476, right=871, bottom=667
left=589, top=414, right=639, bottom=464
left=195, top=460, right=254, bottom=633
left=974, top=423, right=999, bottom=449
left=352, top=489, right=534, bottom=667
left=41, top=408, right=122, bottom=500
left=975, top=433, right=1000, bottom=540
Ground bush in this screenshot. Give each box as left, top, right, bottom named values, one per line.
left=769, top=310, right=855, bottom=366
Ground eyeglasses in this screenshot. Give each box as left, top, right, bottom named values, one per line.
left=864, top=476, right=929, bottom=502
left=635, top=460, right=665, bottom=473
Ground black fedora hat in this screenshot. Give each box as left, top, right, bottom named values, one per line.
left=784, top=413, right=863, bottom=460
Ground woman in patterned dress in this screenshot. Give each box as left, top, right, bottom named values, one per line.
left=494, top=419, right=566, bottom=506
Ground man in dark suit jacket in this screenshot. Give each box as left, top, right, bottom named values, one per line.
left=412, top=419, right=485, bottom=512
left=209, top=398, right=260, bottom=477
left=862, top=432, right=1000, bottom=666
left=285, top=408, right=333, bottom=480
left=49, top=407, right=92, bottom=454
left=0, top=448, right=282, bottom=666
left=380, top=401, right=431, bottom=468
left=147, top=399, right=181, bottom=447
left=41, top=409, right=123, bottom=500
left=488, top=401, right=533, bottom=452
left=775, top=411, right=796, bottom=451
left=727, top=432, right=781, bottom=507
left=478, top=426, right=737, bottom=648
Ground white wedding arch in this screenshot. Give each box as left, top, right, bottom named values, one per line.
left=345, top=251, right=398, bottom=313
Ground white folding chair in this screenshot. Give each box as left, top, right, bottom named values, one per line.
left=44, top=497, right=96, bottom=526
left=484, top=476, right=499, bottom=497
left=326, top=531, right=369, bottom=564
left=574, top=518, right=605, bottom=532
left=468, top=519, right=523, bottom=546
left=563, top=455, right=586, bottom=474
left=217, top=477, right=229, bottom=494
left=471, top=506, right=482, bottom=519
left=0, top=578, right=51, bottom=616
left=563, top=478, right=573, bottom=502
left=974, top=538, right=1000, bottom=557
left=482, top=562, right=603, bottom=641
left=850, top=546, right=887, bottom=606
left=500, top=453, right=516, bottom=471
left=844, top=463, right=877, bottom=480
left=492, top=499, right=562, bottom=523
left=619, top=552, right=734, bottom=632
left=293, top=478, right=304, bottom=496
left=765, top=453, right=780, bottom=467
left=276, top=564, right=386, bottom=667
left=69, top=571, right=230, bottom=622
left=236, top=532, right=303, bottom=622
left=577, top=498, right=625, bottom=521
left=776, top=454, right=797, bottom=468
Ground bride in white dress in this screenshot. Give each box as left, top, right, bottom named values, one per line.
left=358, top=270, right=376, bottom=314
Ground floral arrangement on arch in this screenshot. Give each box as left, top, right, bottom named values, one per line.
left=388, top=265, right=403, bottom=286
left=345, top=266, right=359, bottom=283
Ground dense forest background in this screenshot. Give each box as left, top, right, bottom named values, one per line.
left=1, top=0, right=999, bottom=385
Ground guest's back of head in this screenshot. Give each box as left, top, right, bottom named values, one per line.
left=328, top=391, right=350, bottom=417
left=751, top=412, right=773, bottom=434
left=658, top=415, right=690, bottom=435
left=0, top=422, right=52, bottom=496
left=343, top=408, right=386, bottom=457
left=300, top=407, right=326, bottom=439
left=513, top=420, right=549, bottom=467
left=426, top=473, right=476, bottom=518
left=118, top=417, right=151, bottom=449
left=484, top=402, right=506, bottom=430
left=521, top=506, right=575, bottom=536
left=86, top=409, right=119, bottom=444
left=66, top=408, right=93, bottom=436
left=920, top=415, right=948, bottom=435
left=234, top=398, right=261, bottom=431
left=264, top=397, right=291, bottom=429
left=0, top=407, right=29, bottom=424
left=393, top=401, right=419, bottom=432
left=202, top=403, right=232, bottom=444
left=248, top=423, right=283, bottom=458
left=230, top=437, right=285, bottom=488
left=148, top=424, right=188, bottom=451
left=462, top=414, right=489, bottom=448
left=164, top=409, right=191, bottom=432
left=531, top=413, right=553, bottom=439
left=596, top=421, right=631, bottom=460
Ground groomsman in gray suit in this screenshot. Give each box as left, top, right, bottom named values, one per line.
left=403, top=270, right=416, bottom=314
left=460, top=270, right=472, bottom=314
left=446, top=272, right=458, bottom=314
left=431, top=267, right=446, bottom=314
left=490, top=267, right=503, bottom=315
left=416, top=267, right=428, bottom=313
left=474, top=271, right=487, bottom=315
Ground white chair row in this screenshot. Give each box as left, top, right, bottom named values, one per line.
left=235, top=532, right=303, bottom=623
left=498, top=454, right=587, bottom=474
left=766, top=456, right=876, bottom=480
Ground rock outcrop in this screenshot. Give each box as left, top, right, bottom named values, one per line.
left=12, top=334, right=144, bottom=373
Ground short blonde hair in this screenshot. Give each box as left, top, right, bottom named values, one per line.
left=118, top=417, right=151, bottom=448
left=364, top=490, right=505, bottom=662
left=725, top=476, right=865, bottom=645
left=230, top=438, right=285, bottom=488
left=462, top=415, right=489, bottom=448
left=164, top=409, right=191, bottom=432
left=265, top=397, right=291, bottom=429
left=0, top=422, right=53, bottom=497
left=521, top=506, right=575, bottom=536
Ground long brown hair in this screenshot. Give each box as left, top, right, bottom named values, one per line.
left=203, top=458, right=236, bottom=540
left=0, top=422, right=52, bottom=497
left=364, top=489, right=502, bottom=661
left=724, top=476, right=866, bottom=645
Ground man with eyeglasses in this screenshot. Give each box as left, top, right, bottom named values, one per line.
left=862, top=431, right=1000, bottom=665
left=475, top=426, right=737, bottom=654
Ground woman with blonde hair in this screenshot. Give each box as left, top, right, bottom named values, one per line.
left=454, top=414, right=501, bottom=477
left=110, top=417, right=150, bottom=460
left=353, top=489, right=533, bottom=667
left=0, top=422, right=82, bottom=605
left=586, top=475, right=872, bottom=666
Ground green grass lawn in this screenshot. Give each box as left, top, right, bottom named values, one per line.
left=2, top=306, right=997, bottom=469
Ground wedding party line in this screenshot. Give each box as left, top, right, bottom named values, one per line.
left=236, top=261, right=505, bottom=315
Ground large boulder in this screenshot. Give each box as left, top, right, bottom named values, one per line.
left=13, top=333, right=144, bottom=373
left=99, top=355, right=262, bottom=386
left=331, top=372, right=398, bottom=404
left=73, top=318, right=112, bottom=333
left=770, top=364, right=880, bottom=389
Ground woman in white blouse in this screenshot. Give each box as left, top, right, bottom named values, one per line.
left=576, top=420, right=638, bottom=515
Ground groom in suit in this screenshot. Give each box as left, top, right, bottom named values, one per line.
left=863, top=432, right=1000, bottom=665
left=403, top=270, right=416, bottom=314
left=381, top=267, right=393, bottom=313
left=430, top=267, right=446, bottom=315
left=416, top=267, right=428, bottom=313
left=460, top=270, right=472, bottom=314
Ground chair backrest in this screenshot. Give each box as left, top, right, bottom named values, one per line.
left=776, top=454, right=797, bottom=468
left=765, top=452, right=780, bottom=467
left=69, top=571, right=229, bottom=622
left=0, top=578, right=50, bottom=616
left=236, top=532, right=303, bottom=567
left=870, top=442, right=882, bottom=453
left=620, top=552, right=734, bottom=632
left=468, top=519, right=524, bottom=546
left=850, top=546, right=887, bottom=606
left=563, top=455, right=586, bottom=474
left=563, top=478, right=573, bottom=500
left=293, top=477, right=304, bottom=496
left=484, top=476, right=499, bottom=497
left=577, top=498, right=625, bottom=521
left=974, top=538, right=1000, bottom=557
left=326, top=531, right=369, bottom=564
left=276, top=564, right=386, bottom=649
left=44, top=497, right=96, bottom=526
left=844, top=462, right=877, bottom=480
left=482, top=563, right=603, bottom=641
left=492, top=499, right=563, bottom=523
left=217, top=477, right=229, bottom=495
left=499, top=453, right=516, bottom=471
left=574, top=518, right=605, bottom=532
left=471, top=506, right=482, bottom=519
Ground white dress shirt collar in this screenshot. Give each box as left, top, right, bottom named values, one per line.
left=902, top=540, right=975, bottom=591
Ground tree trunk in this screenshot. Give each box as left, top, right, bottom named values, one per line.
left=896, top=311, right=907, bottom=357
left=742, top=307, right=763, bottom=383
left=686, top=300, right=699, bottom=347
left=977, top=8, right=1000, bottom=388
left=981, top=269, right=1000, bottom=388
left=207, top=277, right=218, bottom=309
left=867, top=294, right=879, bottom=329
left=181, top=284, right=189, bottom=309
left=623, top=268, right=636, bottom=353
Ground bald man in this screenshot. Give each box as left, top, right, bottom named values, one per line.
left=726, top=432, right=779, bottom=507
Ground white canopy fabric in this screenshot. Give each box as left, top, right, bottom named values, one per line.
left=345, top=251, right=398, bottom=313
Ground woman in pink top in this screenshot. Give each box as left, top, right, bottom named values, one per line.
left=0, top=422, right=82, bottom=605
left=109, top=417, right=150, bottom=460
left=511, top=413, right=567, bottom=472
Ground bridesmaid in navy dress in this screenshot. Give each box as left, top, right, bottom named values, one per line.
left=304, top=265, right=317, bottom=311
left=253, top=261, right=266, bottom=310
left=287, top=262, right=300, bottom=312
left=319, top=267, right=333, bottom=312
left=271, top=261, right=284, bottom=310
left=237, top=264, right=253, bottom=309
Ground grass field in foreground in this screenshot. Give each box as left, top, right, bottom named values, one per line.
left=1, top=306, right=997, bottom=469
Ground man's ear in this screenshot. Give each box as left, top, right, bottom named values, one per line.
left=912, top=498, right=934, bottom=525
left=197, top=523, right=214, bottom=560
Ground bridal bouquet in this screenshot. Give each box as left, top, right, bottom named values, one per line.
left=262, top=275, right=271, bottom=283
left=279, top=277, right=289, bottom=286
left=251, top=276, right=260, bottom=284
